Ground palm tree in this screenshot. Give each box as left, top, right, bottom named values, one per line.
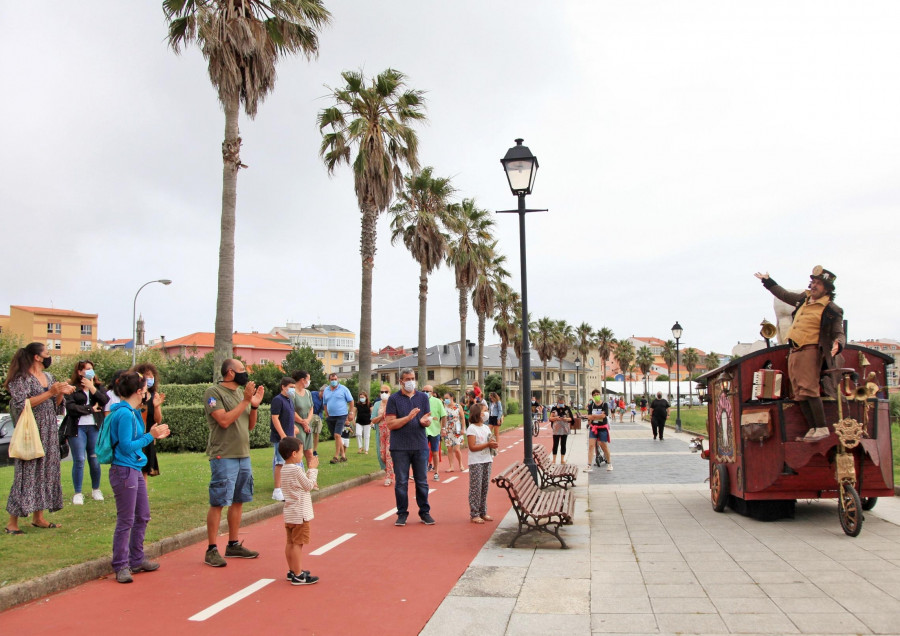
left=318, top=68, right=426, bottom=392
left=683, top=347, right=700, bottom=407
left=704, top=351, right=721, bottom=372
left=446, top=199, right=494, bottom=395
left=491, top=283, right=519, bottom=403
left=389, top=167, right=453, bottom=382
left=472, top=244, right=509, bottom=390
left=165, top=0, right=331, bottom=378
left=575, top=322, right=594, bottom=407
left=662, top=339, right=676, bottom=399
left=636, top=345, right=655, bottom=402
left=553, top=320, right=574, bottom=397
left=613, top=339, right=635, bottom=402
left=532, top=317, right=556, bottom=403
left=596, top=327, right=615, bottom=398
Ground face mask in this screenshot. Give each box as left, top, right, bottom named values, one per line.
left=233, top=371, right=249, bottom=386
left=592, top=396, right=602, bottom=403
left=443, top=398, right=451, bottom=405
left=330, top=380, right=338, bottom=388
left=403, top=380, right=416, bottom=393
left=287, top=387, right=296, bottom=397
left=359, top=396, right=366, bottom=403
left=41, top=356, right=52, bottom=369
left=380, top=392, right=390, bottom=400
left=84, top=369, right=95, bottom=380
left=558, top=402, right=564, bottom=407
left=146, top=377, right=155, bottom=388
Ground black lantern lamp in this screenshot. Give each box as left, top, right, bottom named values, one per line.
left=501, top=138, right=539, bottom=195
left=671, top=321, right=683, bottom=432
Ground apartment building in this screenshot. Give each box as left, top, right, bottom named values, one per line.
left=269, top=323, right=356, bottom=375
left=3, top=305, right=98, bottom=358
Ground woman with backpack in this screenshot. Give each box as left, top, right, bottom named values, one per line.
left=105, top=370, right=170, bottom=583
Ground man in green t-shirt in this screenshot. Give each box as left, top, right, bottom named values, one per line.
left=290, top=370, right=315, bottom=464
left=422, top=385, right=447, bottom=482
left=202, top=359, right=265, bottom=568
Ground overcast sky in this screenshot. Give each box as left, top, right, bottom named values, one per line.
left=2, top=1, right=898, bottom=358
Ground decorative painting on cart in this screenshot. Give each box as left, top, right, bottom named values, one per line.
left=715, top=387, right=735, bottom=463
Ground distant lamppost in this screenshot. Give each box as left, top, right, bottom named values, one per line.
left=575, top=358, right=581, bottom=408
left=499, top=138, right=546, bottom=481
left=672, top=321, right=683, bottom=432
left=133, top=279, right=172, bottom=365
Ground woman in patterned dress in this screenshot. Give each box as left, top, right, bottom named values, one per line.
left=4, top=342, right=74, bottom=534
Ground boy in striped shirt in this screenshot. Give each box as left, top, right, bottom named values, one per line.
left=278, top=437, right=319, bottom=585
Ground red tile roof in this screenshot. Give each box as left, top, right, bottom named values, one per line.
left=158, top=332, right=293, bottom=350
left=12, top=305, right=97, bottom=318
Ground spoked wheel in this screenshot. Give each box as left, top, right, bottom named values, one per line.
left=862, top=497, right=878, bottom=511
left=711, top=463, right=729, bottom=512
left=838, top=483, right=863, bottom=537
left=532, top=419, right=540, bottom=437
left=594, top=443, right=606, bottom=467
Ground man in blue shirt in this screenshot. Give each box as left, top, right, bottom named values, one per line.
left=270, top=377, right=299, bottom=501
left=385, top=368, right=434, bottom=526
left=322, top=373, right=354, bottom=464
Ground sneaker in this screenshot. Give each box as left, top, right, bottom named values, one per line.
left=584, top=465, right=593, bottom=473
left=420, top=513, right=436, bottom=525
left=433, top=472, right=440, bottom=481
left=91, top=489, right=104, bottom=501
left=395, top=515, right=408, bottom=527
left=225, top=541, right=259, bottom=559
left=131, top=560, right=160, bottom=573
left=272, top=488, right=284, bottom=501
left=290, top=572, right=319, bottom=586
left=73, top=493, right=84, bottom=505
left=384, top=478, right=392, bottom=487
left=204, top=547, right=227, bottom=568
left=802, top=427, right=830, bottom=442
left=116, top=567, right=133, bottom=583
left=607, top=465, right=614, bottom=472
left=286, top=569, right=310, bottom=581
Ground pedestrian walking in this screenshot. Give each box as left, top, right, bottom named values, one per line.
left=466, top=402, right=497, bottom=524
left=649, top=391, right=670, bottom=440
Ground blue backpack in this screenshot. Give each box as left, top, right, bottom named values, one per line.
left=96, top=408, right=120, bottom=464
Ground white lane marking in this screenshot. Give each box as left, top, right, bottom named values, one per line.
left=374, top=508, right=398, bottom=521
left=310, top=533, right=356, bottom=556
left=499, top=449, right=507, bottom=453
left=462, top=469, right=469, bottom=473
left=429, top=488, right=436, bottom=494
left=505, top=445, right=515, bottom=449
left=188, top=579, right=275, bottom=622
left=443, top=476, right=459, bottom=484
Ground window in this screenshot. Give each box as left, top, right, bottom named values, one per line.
left=259, top=358, right=268, bottom=365
left=381, top=374, right=389, bottom=382
left=80, top=324, right=92, bottom=335
left=80, top=341, right=92, bottom=351
left=331, top=352, right=339, bottom=359
left=427, top=370, right=435, bottom=381
left=53, top=340, right=62, bottom=350
left=532, top=371, right=541, bottom=380
left=467, top=370, right=475, bottom=380
left=47, top=322, right=61, bottom=334
left=317, top=352, right=324, bottom=359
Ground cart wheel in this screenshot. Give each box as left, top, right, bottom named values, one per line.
left=861, top=497, right=877, bottom=511
left=711, top=464, right=729, bottom=512
left=838, top=483, right=863, bottom=537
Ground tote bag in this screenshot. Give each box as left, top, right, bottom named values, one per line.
left=9, top=400, right=46, bottom=461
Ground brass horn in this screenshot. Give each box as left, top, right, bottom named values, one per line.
left=760, top=319, right=777, bottom=345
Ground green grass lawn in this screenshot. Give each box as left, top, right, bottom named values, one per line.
left=0, top=414, right=524, bottom=588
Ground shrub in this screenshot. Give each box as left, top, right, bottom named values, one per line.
left=159, top=384, right=209, bottom=407
left=157, top=404, right=271, bottom=453
left=507, top=400, right=520, bottom=415
left=890, top=392, right=900, bottom=425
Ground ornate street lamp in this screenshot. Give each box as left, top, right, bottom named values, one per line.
left=575, top=358, right=581, bottom=408
left=133, top=279, right=172, bottom=365
left=672, top=321, right=683, bottom=432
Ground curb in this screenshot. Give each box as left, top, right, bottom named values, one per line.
left=0, top=470, right=382, bottom=612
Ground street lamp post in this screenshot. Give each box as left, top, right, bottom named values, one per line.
left=575, top=358, right=581, bottom=408
left=499, top=138, right=546, bottom=481
left=133, top=279, right=172, bottom=365
left=672, top=321, right=683, bottom=433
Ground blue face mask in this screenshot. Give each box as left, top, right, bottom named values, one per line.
left=146, top=377, right=155, bottom=388
left=84, top=369, right=95, bottom=380
left=443, top=399, right=451, bottom=405
left=287, top=387, right=296, bottom=397
left=330, top=380, right=338, bottom=388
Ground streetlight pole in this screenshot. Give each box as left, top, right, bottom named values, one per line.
left=575, top=358, right=581, bottom=408
left=672, top=321, right=683, bottom=433
left=499, top=138, right=546, bottom=482
left=133, top=279, right=172, bottom=365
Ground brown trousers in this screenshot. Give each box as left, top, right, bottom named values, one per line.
left=788, top=347, right=820, bottom=399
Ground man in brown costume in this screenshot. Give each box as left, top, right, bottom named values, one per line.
left=754, top=266, right=845, bottom=442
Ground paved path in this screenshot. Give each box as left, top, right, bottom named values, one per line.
left=424, top=420, right=900, bottom=635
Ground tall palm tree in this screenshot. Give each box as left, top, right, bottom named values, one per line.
left=553, top=320, right=574, bottom=397
left=596, top=327, right=615, bottom=398
left=662, top=339, right=676, bottom=399
left=613, top=339, right=635, bottom=402
left=704, top=351, right=721, bottom=372
left=472, top=244, right=509, bottom=390
left=636, top=345, right=655, bottom=402
left=532, top=317, right=556, bottom=403
left=491, top=283, right=519, bottom=404
left=683, top=347, right=700, bottom=407
left=318, top=68, right=426, bottom=391
left=446, top=198, right=493, bottom=395
left=574, top=322, right=594, bottom=407
left=164, top=0, right=331, bottom=378
left=389, top=167, right=453, bottom=382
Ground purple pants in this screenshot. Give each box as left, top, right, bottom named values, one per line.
left=109, top=465, right=151, bottom=572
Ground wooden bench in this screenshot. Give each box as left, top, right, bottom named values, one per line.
left=533, top=444, right=579, bottom=490
left=492, top=461, right=576, bottom=549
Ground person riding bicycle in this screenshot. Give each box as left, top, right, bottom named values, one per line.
left=585, top=389, right=612, bottom=473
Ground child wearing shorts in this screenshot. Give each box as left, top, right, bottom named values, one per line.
left=278, top=437, right=319, bottom=585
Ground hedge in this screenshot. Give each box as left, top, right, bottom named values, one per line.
left=507, top=400, right=520, bottom=415
left=156, top=404, right=271, bottom=453
left=158, top=384, right=209, bottom=407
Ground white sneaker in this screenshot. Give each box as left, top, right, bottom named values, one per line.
left=91, top=489, right=104, bottom=501
left=584, top=465, right=593, bottom=473
left=607, top=465, right=614, bottom=472
left=272, top=488, right=284, bottom=501
left=73, top=493, right=84, bottom=505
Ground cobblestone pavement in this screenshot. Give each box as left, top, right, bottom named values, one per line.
left=423, top=420, right=900, bottom=635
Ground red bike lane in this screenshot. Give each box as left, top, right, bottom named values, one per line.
left=3, top=428, right=556, bottom=635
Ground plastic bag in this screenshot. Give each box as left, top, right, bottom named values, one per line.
left=9, top=400, right=46, bottom=461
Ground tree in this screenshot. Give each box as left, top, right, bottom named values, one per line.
left=491, top=283, right=519, bottom=404
left=319, top=68, right=426, bottom=392
left=484, top=373, right=502, bottom=395
left=159, top=351, right=216, bottom=384
left=613, top=339, right=635, bottom=401
left=704, top=351, right=721, bottom=372
left=283, top=345, right=326, bottom=390
left=472, top=243, right=508, bottom=391
left=636, top=345, right=655, bottom=401
left=389, top=167, right=453, bottom=383
left=683, top=347, right=700, bottom=407
left=662, top=340, right=676, bottom=402
left=553, top=320, right=574, bottom=397
left=532, top=317, right=556, bottom=402
left=165, top=0, right=331, bottom=380
left=574, top=322, right=594, bottom=406
left=248, top=361, right=286, bottom=400
left=445, top=198, right=493, bottom=395
left=596, top=327, right=615, bottom=397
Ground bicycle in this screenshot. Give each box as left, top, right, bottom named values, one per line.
left=531, top=411, right=541, bottom=437
left=593, top=433, right=607, bottom=467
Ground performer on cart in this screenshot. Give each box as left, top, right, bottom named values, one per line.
left=754, top=266, right=845, bottom=442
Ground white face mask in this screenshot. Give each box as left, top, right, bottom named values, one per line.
left=380, top=392, right=390, bottom=400
left=403, top=380, right=416, bottom=393
left=359, top=396, right=367, bottom=403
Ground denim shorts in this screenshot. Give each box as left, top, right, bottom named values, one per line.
left=427, top=435, right=440, bottom=452
left=327, top=416, right=346, bottom=438
left=209, top=457, right=254, bottom=507
left=272, top=443, right=286, bottom=468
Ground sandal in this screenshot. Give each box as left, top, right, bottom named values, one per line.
left=4, top=528, right=24, bottom=535
left=470, top=517, right=485, bottom=524
left=384, top=479, right=392, bottom=487
left=31, top=522, right=60, bottom=529
left=329, top=458, right=340, bottom=464
left=480, top=515, right=494, bottom=522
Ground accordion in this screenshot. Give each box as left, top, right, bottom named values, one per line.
left=752, top=369, right=783, bottom=400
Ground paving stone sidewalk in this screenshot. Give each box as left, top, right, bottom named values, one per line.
left=422, top=419, right=900, bottom=635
